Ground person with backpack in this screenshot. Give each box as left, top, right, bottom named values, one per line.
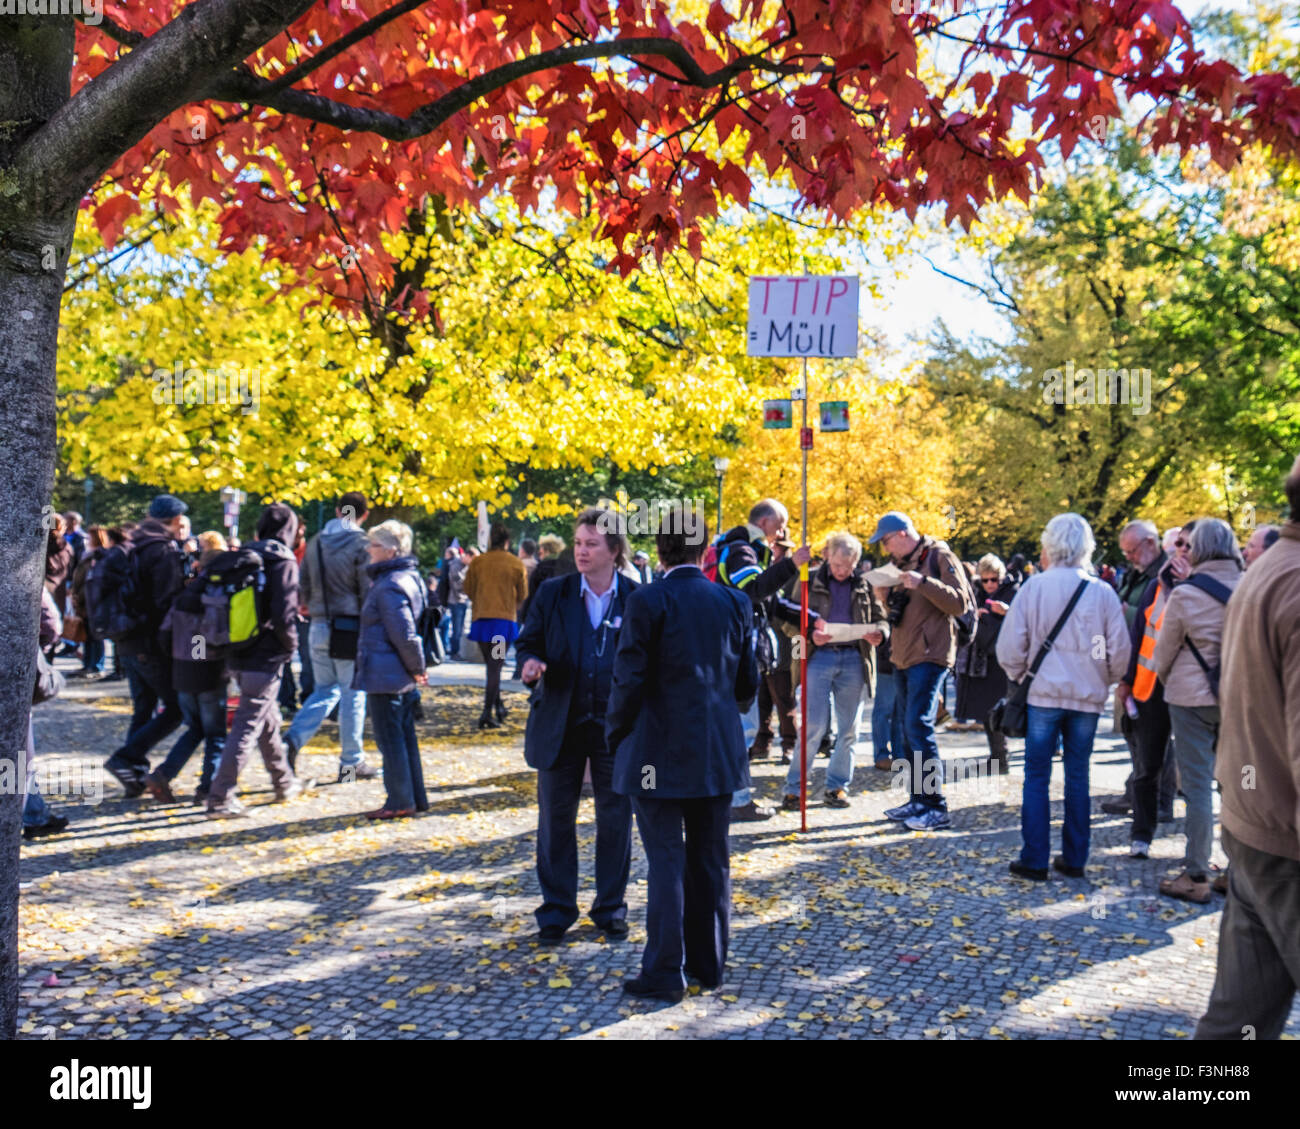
left=868, top=510, right=975, bottom=832
left=997, top=514, right=1131, bottom=880
left=283, top=492, right=375, bottom=782
left=206, top=503, right=312, bottom=818
left=709, top=498, right=810, bottom=822
left=1152, top=518, right=1244, bottom=903
left=144, top=531, right=231, bottom=804
left=102, top=496, right=189, bottom=798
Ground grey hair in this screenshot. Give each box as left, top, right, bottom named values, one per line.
left=823, top=530, right=863, bottom=564
left=1041, top=513, right=1096, bottom=569
left=1120, top=519, right=1158, bottom=545
left=976, top=553, right=1006, bottom=579
left=368, top=519, right=413, bottom=555
left=1189, top=518, right=1244, bottom=569
left=749, top=499, right=789, bottom=526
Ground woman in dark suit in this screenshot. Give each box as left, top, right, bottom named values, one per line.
left=353, top=520, right=428, bottom=819
left=956, top=554, right=1019, bottom=773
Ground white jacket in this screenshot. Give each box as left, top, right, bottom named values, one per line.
left=996, top=566, right=1131, bottom=713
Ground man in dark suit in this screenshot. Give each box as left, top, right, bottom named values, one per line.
left=516, top=507, right=637, bottom=945
left=606, top=522, right=759, bottom=1003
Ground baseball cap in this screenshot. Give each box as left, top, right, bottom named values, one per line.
left=868, top=511, right=911, bottom=545
left=149, top=494, right=189, bottom=520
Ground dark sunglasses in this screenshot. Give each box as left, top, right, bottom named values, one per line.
left=1175, top=539, right=1189, bottom=549
left=980, top=577, right=1000, bottom=584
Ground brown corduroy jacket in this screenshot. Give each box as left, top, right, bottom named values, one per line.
left=464, top=548, right=529, bottom=622
left=1214, top=521, right=1300, bottom=860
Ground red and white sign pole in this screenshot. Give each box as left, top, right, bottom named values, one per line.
left=798, top=356, right=811, bottom=833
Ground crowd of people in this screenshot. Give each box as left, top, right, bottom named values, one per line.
left=27, top=463, right=1299, bottom=1035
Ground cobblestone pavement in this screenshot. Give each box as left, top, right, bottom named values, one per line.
left=17, top=669, right=1300, bottom=1040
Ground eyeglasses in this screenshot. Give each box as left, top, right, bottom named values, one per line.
left=980, top=577, right=1000, bottom=585
left=1175, top=540, right=1189, bottom=550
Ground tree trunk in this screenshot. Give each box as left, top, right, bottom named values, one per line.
left=0, top=17, right=76, bottom=1041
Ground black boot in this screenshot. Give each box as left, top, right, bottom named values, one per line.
left=478, top=711, right=501, bottom=730
left=494, top=698, right=508, bottom=723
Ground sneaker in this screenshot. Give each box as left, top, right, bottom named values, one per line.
left=1129, top=840, right=1150, bottom=859
left=885, top=799, right=925, bottom=822
left=1159, top=870, right=1211, bottom=904
left=904, top=807, right=952, bottom=832
left=780, top=794, right=801, bottom=812
left=206, top=798, right=248, bottom=819
left=274, top=776, right=315, bottom=803
left=1099, top=798, right=1132, bottom=815
left=729, top=800, right=775, bottom=822
left=823, top=788, right=850, bottom=809
left=104, top=754, right=147, bottom=798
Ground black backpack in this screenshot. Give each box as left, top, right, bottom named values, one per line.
left=926, top=542, right=978, bottom=647
left=1179, top=573, right=1233, bottom=699
left=88, top=544, right=150, bottom=643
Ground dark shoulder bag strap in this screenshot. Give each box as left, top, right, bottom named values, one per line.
left=1021, top=579, right=1091, bottom=691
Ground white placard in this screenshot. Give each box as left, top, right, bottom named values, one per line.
left=746, top=275, right=859, bottom=358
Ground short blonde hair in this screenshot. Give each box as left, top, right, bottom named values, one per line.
left=977, top=553, right=1005, bottom=580
left=823, top=531, right=862, bottom=564
left=538, top=534, right=566, bottom=557
left=369, top=519, right=413, bottom=555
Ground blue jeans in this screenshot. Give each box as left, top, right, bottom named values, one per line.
left=286, top=620, right=368, bottom=765
left=369, top=689, right=426, bottom=811
left=731, top=695, right=760, bottom=807
left=155, top=688, right=227, bottom=791
left=82, top=636, right=105, bottom=673
left=785, top=647, right=864, bottom=796
left=1020, top=705, right=1099, bottom=871
left=895, top=662, right=947, bottom=810
left=22, top=718, right=53, bottom=828
left=870, top=669, right=904, bottom=762
left=447, top=603, right=468, bottom=656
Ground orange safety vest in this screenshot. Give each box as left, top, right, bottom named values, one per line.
left=1132, top=584, right=1169, bottom=702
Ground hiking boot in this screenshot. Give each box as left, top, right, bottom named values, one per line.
left=1160, top=870, right=1211, bottom=905
left=780, top=794, right=801, bottom=812
left=823, top=788, right=850, bottom=809
left=1100, top=797, right=1131, bottom=815
left=144, top=772, right=176, bottom=803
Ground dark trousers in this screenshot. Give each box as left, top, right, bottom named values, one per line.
left=632, top=793, right=732, bottom=991
left=156, top=687, right=227, bottom=791
left=755, top=668, right=797, bottom=749
left=535, top=721, right=631, bottom=931
left=121, top=652, right=157, bottom=740
left=369, top=689, right=427, bottom=812
left=1196, top=828, right=1300, bottom=1040
left=1130, top=685, right=1172, bottom=843
left=896, top=662, right=948, bottom=810
left=116, top=652, right=182, bottom=768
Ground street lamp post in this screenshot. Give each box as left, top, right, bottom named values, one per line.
left=713, top=456, right=730, bottom=534
left=220, top=486, right=245, bottom=544
left=83, top=476, right=93, bottom=527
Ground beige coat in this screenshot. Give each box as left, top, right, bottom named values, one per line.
left=996, top=566, right=1130, bottom=713
left=1152, top=557, right=1243, bottom=708
left=1215, top=521, right=1300, bottom=860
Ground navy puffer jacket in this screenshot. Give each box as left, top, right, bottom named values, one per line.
left=352, top=555, right=427, bottom=694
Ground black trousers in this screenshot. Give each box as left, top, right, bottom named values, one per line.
left=755, top=668, right=797, bottom=749
left=631, top=793, right=732, bottom=991
left=1196, top=828, right=1300, bottom=1040
left=534, top=721, right=631, bottom=931
left=1130, top=684, right=1173, bottom=843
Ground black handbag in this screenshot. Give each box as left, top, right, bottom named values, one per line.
left=989, top=579, right=1090, bottom=738
left=317, top=538, right=360, bottom=660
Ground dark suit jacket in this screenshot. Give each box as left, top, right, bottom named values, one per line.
left=606, top=565, right=759, bottom=799
left=516, top=570, right=638, bottom=770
